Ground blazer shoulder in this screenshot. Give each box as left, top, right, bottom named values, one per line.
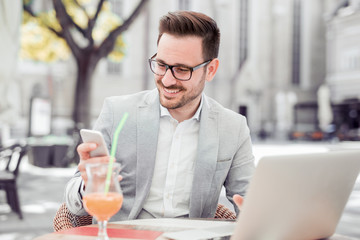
left=105, top=89, right=157, bottom=105
left=98, top=90, right=158, bottom=121
left=205, top=96, right=246, bottom=123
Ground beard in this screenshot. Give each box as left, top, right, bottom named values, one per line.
left=156, top=74, right=206, bottom=110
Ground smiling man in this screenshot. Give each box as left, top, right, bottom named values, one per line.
left=151, top=33, right=217, bottom=122
left=65, top=11, right=255, bottom=221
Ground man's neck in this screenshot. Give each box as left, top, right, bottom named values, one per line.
left=168, top=97, right=202, bottom=123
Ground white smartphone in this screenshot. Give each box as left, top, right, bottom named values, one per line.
left=80, top=129, right=110, bottom=157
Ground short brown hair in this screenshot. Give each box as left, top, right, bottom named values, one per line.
left=157, top=11, right=220, bottom=61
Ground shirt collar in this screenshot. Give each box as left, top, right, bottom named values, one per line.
left=160, top=94, right=204, bottom=122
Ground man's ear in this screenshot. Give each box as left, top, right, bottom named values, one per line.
left=206, top=58, right=219, bottom=82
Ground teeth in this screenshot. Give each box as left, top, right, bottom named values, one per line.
left=164, top=88, right=180, bottom=94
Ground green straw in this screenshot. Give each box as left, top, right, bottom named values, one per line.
left=104, top=112, right=129, bottom=194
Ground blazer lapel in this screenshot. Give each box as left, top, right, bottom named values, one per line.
left=189, top=96, right=219, bottom=217
left=129, top=90, right=160, bottom=219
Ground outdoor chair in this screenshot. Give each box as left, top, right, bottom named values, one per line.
left=0, top=143, right=28, bottom=219
left=53, top=202, right=236, bottom=232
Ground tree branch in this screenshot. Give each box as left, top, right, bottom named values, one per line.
left=23, top=1, right=64, bottom=38
left=23, top=2, right=36, bottom=17
left=48, top=26, right=64, bottom=38
left=52, top=0, right=82, bottom=58
left=74, top=0, right=90, bottom=19
left=85, top=0, right=105, bottom=45
left=95, top=0, right=149, bottom=60
left=88, top=0, right=105, bottom=32
left=53, top=0, right=88, bottom=39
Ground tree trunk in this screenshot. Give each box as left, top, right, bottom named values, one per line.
left=65, top=51, right=98, bottom=164
left=73, top=51, right=97, bottom=130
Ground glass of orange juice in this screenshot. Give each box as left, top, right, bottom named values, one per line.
left=83, top=162, right=123, bottom=240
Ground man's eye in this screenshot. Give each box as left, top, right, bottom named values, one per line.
left=174, top=67, right=190, bottom=73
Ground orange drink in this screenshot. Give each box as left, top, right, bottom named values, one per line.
left=83, top=192, right=123, bottom=221
left=84, top=162, right=122, bottom=240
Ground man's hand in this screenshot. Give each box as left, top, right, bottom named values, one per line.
left=233, top=194, right=244, bottom=211
left=77, top=143, right=111, bottom=187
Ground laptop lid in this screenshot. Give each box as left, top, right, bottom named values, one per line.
left=231, top=150, right=360, bottom=240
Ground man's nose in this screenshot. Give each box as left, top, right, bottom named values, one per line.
left=161, top=69, right=177, bottom=87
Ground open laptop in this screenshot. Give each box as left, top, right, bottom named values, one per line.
left=162, top=150, right=360, bottom=240
left=231, top=150, right=360, bottom=240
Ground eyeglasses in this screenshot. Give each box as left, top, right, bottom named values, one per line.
left=148, top=53, right=211, bottom=81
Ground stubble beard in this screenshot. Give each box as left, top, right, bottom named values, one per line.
left=156, top=74, right=206, bottom=110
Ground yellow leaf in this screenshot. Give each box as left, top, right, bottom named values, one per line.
left=20, top=13, right=70, bottom=62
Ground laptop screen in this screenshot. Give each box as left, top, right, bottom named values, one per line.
left=231, top=150, right=360, bottom=240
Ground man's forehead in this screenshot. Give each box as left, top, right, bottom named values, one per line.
left=157, top=33, right=203, bottom=64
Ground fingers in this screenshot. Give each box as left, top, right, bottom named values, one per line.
left=77, top=155, right=111, bottom=172
left=77, top=143, right=112, bottom=186
left=80, top=171, right=88, bottom=186
left=77, top=143, right=97, bottom=161
left=233, top=194, right=244, bottom=211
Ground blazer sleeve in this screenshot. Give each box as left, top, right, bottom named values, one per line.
left=64, top=98, right=114, bottom=216
left=64, top=172, right=88, bottom=216
left=224, top=116, right=255, bottom=215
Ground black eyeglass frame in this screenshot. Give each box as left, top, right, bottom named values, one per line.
left=148, top=53, right=212, bottom=81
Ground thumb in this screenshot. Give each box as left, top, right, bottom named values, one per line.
left=233, top=194, right=244, bottom=210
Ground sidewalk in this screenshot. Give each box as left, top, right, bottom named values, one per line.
left=0, top=158, right=76, bottom=240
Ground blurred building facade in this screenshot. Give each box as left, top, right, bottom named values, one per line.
left=325, top=0, right=360, bottom=140
left=2, top=0, right=360, bottom=142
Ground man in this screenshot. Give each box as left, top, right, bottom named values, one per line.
left=65, top=10, right=255, bottom=221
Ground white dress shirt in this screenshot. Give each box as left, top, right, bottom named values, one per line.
left=142, top=97, right=203, bottom=218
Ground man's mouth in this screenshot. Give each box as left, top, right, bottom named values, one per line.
left=164, top=88, right=180, bottom=94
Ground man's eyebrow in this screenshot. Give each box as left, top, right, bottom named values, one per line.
left=155, top=58, right=191, bottom=68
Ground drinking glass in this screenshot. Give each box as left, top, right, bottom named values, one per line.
left=83, top=162, right=123, bottom=240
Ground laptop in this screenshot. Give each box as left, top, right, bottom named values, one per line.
left=162, top=150, right=360, bottom=240
left=231, top=150, right=360, bottom=240
left=163, top=150, right=360, bottom=240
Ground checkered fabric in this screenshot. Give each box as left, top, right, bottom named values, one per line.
left=53, top=203, right=92, bottom=232
left=214, top=203, right=237, bottom=220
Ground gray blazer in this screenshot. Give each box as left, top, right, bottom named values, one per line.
left=65, top=89, right=255, bottom=220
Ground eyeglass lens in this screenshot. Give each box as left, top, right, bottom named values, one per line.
left=150, top=60, right=192, bottom=80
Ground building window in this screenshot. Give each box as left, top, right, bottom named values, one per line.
left=292, top=0, right=301, bottom=85
left=239, top=0, right=248, bottom=65
left=107, top=0, right=124, bottom=76
left=107, top=61, right=122, bottom=75
left=109, top=0, right=124, bottom=17
left=178, top=0, right=190, bottom=10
